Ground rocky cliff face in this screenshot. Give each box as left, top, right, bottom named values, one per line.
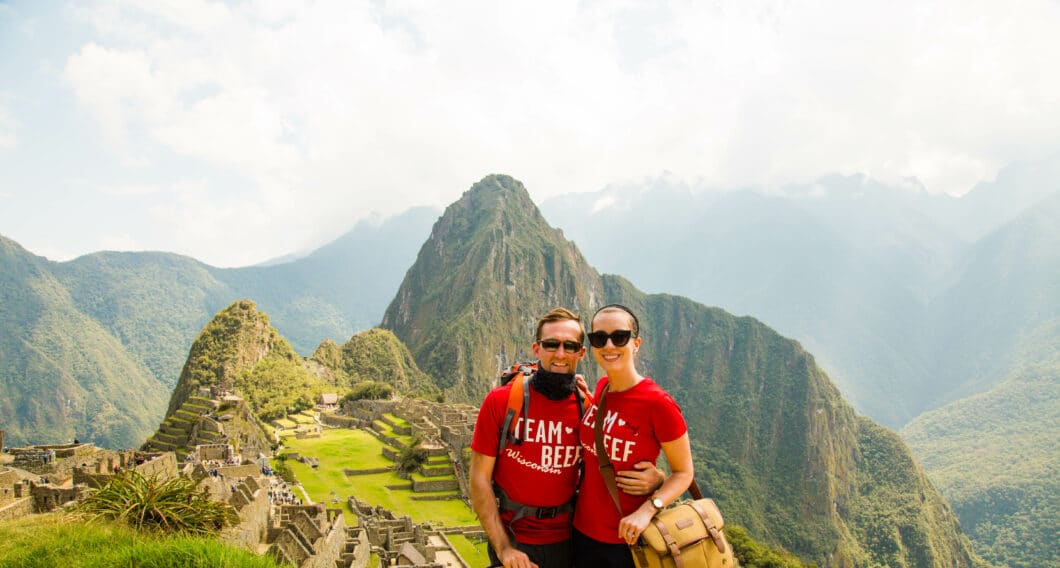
left=382, top=174, right=603, bottom=401
left=379, top=174, right=985, bottom=566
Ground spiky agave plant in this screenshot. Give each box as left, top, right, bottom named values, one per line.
left=75, top=470, right=238, bottom=535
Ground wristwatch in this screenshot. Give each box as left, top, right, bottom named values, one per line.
left=650, top=495, right=665, bottom=511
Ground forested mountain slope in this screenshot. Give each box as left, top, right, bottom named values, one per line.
left=381, top=174, right=985, bottom=567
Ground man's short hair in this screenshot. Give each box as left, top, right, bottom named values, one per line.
left=535, top=307, right=585, bottom=343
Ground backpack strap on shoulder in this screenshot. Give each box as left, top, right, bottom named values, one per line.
left=498, top=371, right=533, bottom=453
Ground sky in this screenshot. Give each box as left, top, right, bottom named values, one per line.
left=2, top=1, right=1059, bottom=268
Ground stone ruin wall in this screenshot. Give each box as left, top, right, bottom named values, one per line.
left=346, top=495, right=474, bottom=568
left=218, top=474, right=271, bottom=551
left=0, top=468, right=20, bottom=507
left=0, top=468, right=34, bottom=521
left=73, top=451, right=177, bottom=489
left=267, top=504, right=349, bottom=568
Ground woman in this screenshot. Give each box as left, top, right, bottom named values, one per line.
left=573, top=304, right=695, bottom=567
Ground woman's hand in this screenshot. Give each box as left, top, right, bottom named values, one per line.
left=618, top=503, right=656, bottom=545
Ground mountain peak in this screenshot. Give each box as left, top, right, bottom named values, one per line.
left=381, top=175, right=602, bottom=401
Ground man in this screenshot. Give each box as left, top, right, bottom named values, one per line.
left=470, top=307, right=662, bottom=568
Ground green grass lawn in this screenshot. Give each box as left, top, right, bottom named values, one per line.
left=289, top=413, right=316, bottom=425
left=276, top=428, right=476, bottom=528
left=383, top=413, right=409, bottom=428
left=271, top=418, right=297, bottom=429
left=0, top=514, right=287, bottom=568
left=371, top=419, right=414, bottom=444
left=449, top=533, right=489, bottom=567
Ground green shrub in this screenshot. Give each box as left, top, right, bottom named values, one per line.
left=75, top=470, right=237, bottom=536
left=343, top=380, right=394, bottom=401
left=396, top=436, right=429, bottom=477
left=727, top=524, right=816, bottom=567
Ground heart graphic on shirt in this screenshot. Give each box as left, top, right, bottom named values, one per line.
left=565, top=427, right=574, bottom=434
left=618, top=418, right=627, bottom=426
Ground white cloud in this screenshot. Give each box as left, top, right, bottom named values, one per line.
left=97, top=183, right=160, bottom=197
left=43, top=0, right=1060, bottom=265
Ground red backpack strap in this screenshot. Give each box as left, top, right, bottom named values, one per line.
left=575, top=378, right=592, bottom=418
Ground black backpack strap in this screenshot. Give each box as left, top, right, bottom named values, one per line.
left=520, top=373, right=531, bottom=441
left=494, top=483, right=575, bottom=524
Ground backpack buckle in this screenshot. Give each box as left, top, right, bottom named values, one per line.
left=535, top=506, right=559, bottom=519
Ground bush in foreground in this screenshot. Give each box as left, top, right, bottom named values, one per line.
left=75, top=470, right=237, bottom=535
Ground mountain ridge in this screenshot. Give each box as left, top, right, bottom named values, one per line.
left=380, top=173, right=984, bottom=566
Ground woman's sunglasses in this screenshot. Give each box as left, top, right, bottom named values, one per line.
left=587, top=330, right=634, bottom=348
left=538, top=339, right=583, bottom=352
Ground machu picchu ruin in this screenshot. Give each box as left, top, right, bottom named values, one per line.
left=1, top=388, right=486, bottom=568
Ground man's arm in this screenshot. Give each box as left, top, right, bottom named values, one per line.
left=469, top=451, right=537, bottom=568
left=616, top=461, right=666, bottom=496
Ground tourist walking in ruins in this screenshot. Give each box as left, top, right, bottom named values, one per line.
left=470, top=307, right=662, bottom=568
left=573, top=304, right=695, bottom=568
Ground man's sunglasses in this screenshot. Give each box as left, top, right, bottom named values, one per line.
left=587, top=330, right=634, bottom=348
left=538, top=339, right=583, bottom=352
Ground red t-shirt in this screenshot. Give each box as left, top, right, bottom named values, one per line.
left=470, top=380, right=585, bottom=544
left=573, top=377, right=687, bottom=544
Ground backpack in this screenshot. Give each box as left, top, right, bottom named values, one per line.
left=496, top=362, right=591, bottom=453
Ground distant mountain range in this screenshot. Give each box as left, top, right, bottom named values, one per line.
left=2, top=160, right=1056, bottom=567
left=0, top=207, right=434, bottom=448
left=540, top=156, right=1060, bottom=429
left=384, top=174, right=983, bottom=566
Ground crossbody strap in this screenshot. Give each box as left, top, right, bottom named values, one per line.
left=593, top=383, right=705, bottom=513
left=594, top=383, right=625, bottom=516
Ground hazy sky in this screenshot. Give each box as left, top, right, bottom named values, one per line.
left=2, top=1, right=1059, bottom=267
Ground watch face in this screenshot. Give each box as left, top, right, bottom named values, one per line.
left=652, top=497, right=664, bottom=509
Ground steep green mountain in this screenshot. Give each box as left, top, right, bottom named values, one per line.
left=0, top=210, right=433, bottom=448
left=308, top=328, right=439, bottom=398
left=51, top=251, right=234, bottom=390
left=381, top=174, right=984, bottom=566
left=541, top=181, right=943, bottom=427
left=0, top=236, right=167, bottom=448
left=163, top=300, right=327, bottom=420
left=902, top=336, right=1060, bottom=568
left=142, top=300, right=328, bottom=458
left=542, top=172, right=1059, bottom=566
left=381, top=174, right=602, bottom=402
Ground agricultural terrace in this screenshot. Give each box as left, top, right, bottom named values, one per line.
left=275, top=428, right=478, bottom=528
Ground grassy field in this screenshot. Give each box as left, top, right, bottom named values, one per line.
left=276, top=428, right=477, bottom=527
left=288, top=412, right=316, bottom=425
left=0, top=514, right=286, bottom=568
left=449, top=533, right=490, bottom=567
left=371, top=419, right=414, bottom=445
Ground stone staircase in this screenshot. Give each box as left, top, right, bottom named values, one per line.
left=143, top=394, right=221, bottom=456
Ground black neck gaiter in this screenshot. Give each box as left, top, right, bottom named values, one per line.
left=531, top=368, right=577, bottom=401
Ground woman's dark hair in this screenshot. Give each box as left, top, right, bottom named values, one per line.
left=592, top=304, right=640, bottom=337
